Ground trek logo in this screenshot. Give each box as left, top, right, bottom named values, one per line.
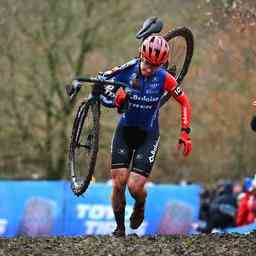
left=104, top=85, right=115, bottom=98
left=152, top=76, right=159, bottom=82
left=148, top=137, right=160, bottom=163
left=149, top=83, right=160, bottom=89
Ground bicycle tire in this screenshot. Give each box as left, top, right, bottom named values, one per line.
left=68, top=98, right=100, bottom=196
left=160, top=27, right=194, bottom=107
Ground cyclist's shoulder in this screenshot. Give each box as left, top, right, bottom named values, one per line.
left=158, top=68, right=177, bottom=82
left=120, top=58, right=138, bottom=69
left=102, top=58, right=139, bottom=77
left=157, top=67, right=170, bottom=76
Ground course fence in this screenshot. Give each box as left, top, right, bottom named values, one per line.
left=0, top=181, right=200, bottom=237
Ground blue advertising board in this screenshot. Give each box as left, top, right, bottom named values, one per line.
left=225, top=222, right=256, bottom=234
left=63, top=183, right=148, bottom=236
left=0, top=181, right=65, bottom=237
left=0, top=181, right=201, bottom=237
left=144, top=184, right=200, bottom=235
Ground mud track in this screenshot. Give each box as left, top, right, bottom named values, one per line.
left=1, top=232, right=256, bottom=256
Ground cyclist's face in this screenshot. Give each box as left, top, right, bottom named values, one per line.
left=140, top=59, right=160, bottom=77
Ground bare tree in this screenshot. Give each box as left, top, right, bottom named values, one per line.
left=0, top=0, right=130, bottom=179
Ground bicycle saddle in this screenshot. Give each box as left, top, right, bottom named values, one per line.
left=136, top=17, right=164, bottom=40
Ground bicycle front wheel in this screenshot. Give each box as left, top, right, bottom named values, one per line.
left=68, top=98, right=100, bottom=196
left=160, top=27, right=194, bottom=107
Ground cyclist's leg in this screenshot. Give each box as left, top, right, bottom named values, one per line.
left=111, top=125, right=133, bottom=234
left=127, top=131, right=160, bottom=229
left=127, top=172, right=147, bottom=229
left=127, top=172, right=147, bottom=206
left=111, top=168, right=129, bottom=235
left=128, top=130, right=159, bottom=198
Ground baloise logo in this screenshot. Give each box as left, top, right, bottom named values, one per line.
left=148, top=138, right=160, bottom=163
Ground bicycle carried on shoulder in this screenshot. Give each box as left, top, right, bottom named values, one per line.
left=66, top=17, right=194, bottom=196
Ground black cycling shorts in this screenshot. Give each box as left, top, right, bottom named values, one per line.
left=111, top=125, right=160, bottom=177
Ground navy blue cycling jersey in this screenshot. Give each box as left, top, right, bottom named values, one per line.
left=100, top=58, right=177, bottom=132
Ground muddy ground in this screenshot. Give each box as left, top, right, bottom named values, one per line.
left=0, top=232, right=256, bottom=256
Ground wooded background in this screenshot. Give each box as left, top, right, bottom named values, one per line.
left=0, top=0, right=255, bottom=184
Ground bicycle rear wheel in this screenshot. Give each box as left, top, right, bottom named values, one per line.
left=160, top=27, right=194, bottom=107
left=68, top=98, right=100, bottom=196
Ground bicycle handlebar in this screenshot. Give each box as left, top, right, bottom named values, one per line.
left=65, top=76, right=129, bottom=101
left=75, top=76, right=128, bottom=88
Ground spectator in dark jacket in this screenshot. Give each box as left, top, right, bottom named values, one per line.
left=203, top=181, right=237, bottom=233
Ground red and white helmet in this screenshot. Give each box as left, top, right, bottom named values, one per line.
left=140, top=35, right=169, bottom=66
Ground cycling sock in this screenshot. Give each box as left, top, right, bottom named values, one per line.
left=114, top=210, right=125, bottom=229
left=134, top=200, right=145, bottom=209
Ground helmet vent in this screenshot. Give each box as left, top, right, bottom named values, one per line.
left=160, top=51, right=167, bottom=62
left=155, top=49, right=160, bottom=58
left=150, top=36, right=155, bottom=43
left=149, top=46, right=153, bottom=56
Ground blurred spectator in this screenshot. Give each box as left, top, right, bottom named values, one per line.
left=236, top=175, right=256, bottom=226
left=202, top=181, right=237, bottom=233
left=237, top=177, right=253, bottom=202
left=250, top=116, right=256, bottom=132
left=232, top=181, right=242, bottom=197
left=250, top=100, right=256, bottom=131
left=242, top=177, right=252, bottom=193
left=198, top=188, right=211, bottom=225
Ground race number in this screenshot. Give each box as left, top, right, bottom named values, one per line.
left=173, top=86, right=182, bottom=96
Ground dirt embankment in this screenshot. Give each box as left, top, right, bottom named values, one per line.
left=0, top=233, right=256, bottom=256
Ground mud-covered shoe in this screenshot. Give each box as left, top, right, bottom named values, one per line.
left=112, top=227, right=125, bottom=237
left=129, top=202, right=145, bottom=229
